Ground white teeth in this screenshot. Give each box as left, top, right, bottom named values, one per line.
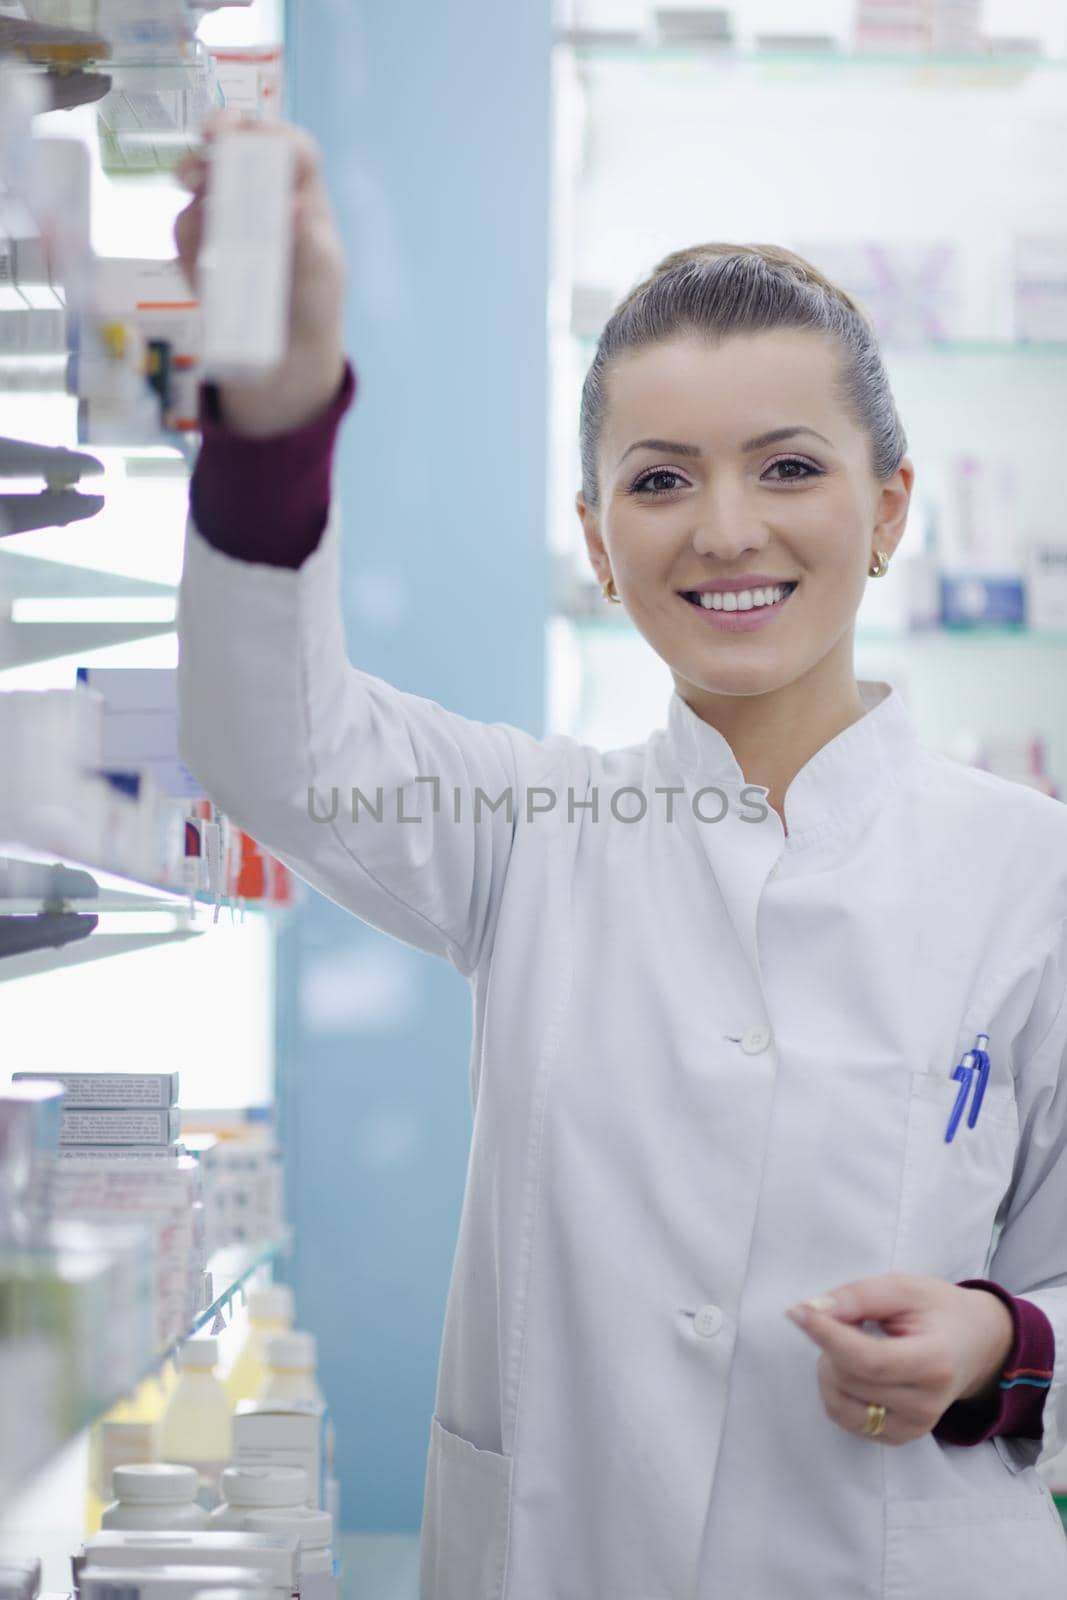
left=692, top=584, right=792, bottom=612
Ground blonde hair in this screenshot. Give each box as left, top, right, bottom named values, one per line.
left=578, top=241, right=908, bottom=511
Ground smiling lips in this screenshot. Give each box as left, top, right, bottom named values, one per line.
left=679, top=580, right=799, bottom=630
left=682, top=582, right=797, bottom=613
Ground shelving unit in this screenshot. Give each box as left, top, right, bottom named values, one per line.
left=4, top=1232, right=292, bottom=1506
left=0, top=1, right=293, bottom=1584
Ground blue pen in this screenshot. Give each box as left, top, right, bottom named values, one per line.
left=944, top=1033, right=991, bottom=1143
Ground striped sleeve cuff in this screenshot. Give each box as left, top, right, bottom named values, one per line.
left=931, top=1279, right=1053, bottom=1446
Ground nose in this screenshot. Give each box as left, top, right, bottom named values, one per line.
left=688, top=485, right=770, bottom=562
left=690, top=518, right=769, bottom=562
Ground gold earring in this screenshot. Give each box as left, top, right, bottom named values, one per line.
left=868, top=549, right=889, bottom=579
left=601, top=575, right=621, bottom=603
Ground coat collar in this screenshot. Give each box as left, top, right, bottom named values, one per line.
left=665, top=678, right=922, bottom=848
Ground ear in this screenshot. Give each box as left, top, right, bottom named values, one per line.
left=875, top=457, right=915, bottom=563
left=576, top=492, right=611, bottom=586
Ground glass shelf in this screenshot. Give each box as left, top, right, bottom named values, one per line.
left=556, top=610, right=1067, bottom=647
left=558, top=40, right=1064, bottom=82
left=0, top=840, right=289, bottom=981
left=0, top=1232, right=292, bottom=1505
left=190, top=1231, right=292, bottom=1344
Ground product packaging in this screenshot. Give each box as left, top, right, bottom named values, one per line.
left=13, top=1074, right=179, bottom=1109
left=1013, top=235, right=1067, bottom=343
left=74, top=668, right=205, bottom=802
left=244, top=1510, right=335, bottom=1600
left=78, top=1533, right=299, bottom=1600
left=198, top=129, right=294, bottom=383
left=1023, top=537, right=1067, bottom=630
left=59, top=1110, right=181, bottom=1148
left=78, top=1567, right=270, bottom=1600
left=790, top=237, right=964, bottom=342
left=234, top=1402, right=328, bottom=1512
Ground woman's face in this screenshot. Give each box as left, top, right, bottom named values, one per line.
left=576, top=329, right=914, bottom=702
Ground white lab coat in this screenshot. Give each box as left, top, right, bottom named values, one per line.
left=177, top=505, right=1067, bottom=1600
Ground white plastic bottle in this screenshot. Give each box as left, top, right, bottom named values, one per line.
left=158, top=1336, right=233, bottom=1508
left=224, top=1285, right=295, bottom=1407
left=101, top=1463, right=209, bottom=1530
left=245, top=1507, right=336, bottom=1600
left=259, top=1333, right=323, bottom=1405
left=209, top=1464, right=311, bottom=1529
left=258, top=1331, right=337, bottom=1516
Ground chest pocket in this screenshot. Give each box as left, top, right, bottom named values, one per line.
left=892, top=1068, right=1020, bottom=1285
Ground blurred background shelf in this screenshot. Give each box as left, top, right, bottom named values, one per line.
left=0, top=1232, right=292, bottom=1507
left=558, top=40, right=1066, bottom=79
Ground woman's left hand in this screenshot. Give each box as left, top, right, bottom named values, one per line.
left=785, top=1273, right=1015, bottom=1445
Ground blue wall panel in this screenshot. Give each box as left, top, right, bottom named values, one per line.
left=278, top=0, right=553, bottom=1534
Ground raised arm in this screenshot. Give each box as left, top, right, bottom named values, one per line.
left=174, top=115, right=576, bottom=976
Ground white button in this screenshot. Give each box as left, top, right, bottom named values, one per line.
left=693, top=1304, right=723, bottom=1338
left=741, top=1024, right=772, bottom=1055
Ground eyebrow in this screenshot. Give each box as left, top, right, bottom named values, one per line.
left=616, top=425, right=834, bottom=469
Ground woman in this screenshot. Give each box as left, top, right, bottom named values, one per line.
left=174, top=117, right=1067, bottom=1599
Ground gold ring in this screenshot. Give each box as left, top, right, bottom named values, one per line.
left=861, top=1403, right=888, bottom=1438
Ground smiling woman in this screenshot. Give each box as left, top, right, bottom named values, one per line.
left=174, top=121, right=1067, bottom=1599
left=573, top=244, right=915, bottom=820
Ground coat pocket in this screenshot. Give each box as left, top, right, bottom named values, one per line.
left=884, top=1488, right=1067, bottom=1599
left=419, top=1413, right=514, bottom=1600
left=892, top=1069, right=1020, bottom=1283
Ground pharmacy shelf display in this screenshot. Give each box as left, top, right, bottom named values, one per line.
left=547, top=23, right=1067, bottom=794
left=0, top=0, right=295, bottom=1555
left=1, top=1232, right=292, bottom=1507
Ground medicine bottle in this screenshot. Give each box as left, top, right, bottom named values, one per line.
left=100, top=1462, right=210, bottom=1530
left=245, top=1507, right=335, bottom=1596
left=225, top=1285, right=295, bottom=1406
left=259, top=1332, right=323, bottom=1406
left=209, top=1464, right=311, bottom=1529
left=158, top=1336, right=233, bottom=1507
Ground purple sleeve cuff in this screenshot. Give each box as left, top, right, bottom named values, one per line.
left=931, top=1279, right=1054, bottom=1446
left=188, top=358, right=357, bottom=569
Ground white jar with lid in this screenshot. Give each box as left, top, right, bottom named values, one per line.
left=101, top=1462, right=210, bottom=1530
left=208, top=1465, right=311, bottom=1528
left=245, top=1507, right=335, bottom=1599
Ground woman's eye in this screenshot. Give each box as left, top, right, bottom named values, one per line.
left=764, top=457, right=821, bottom=483
left=630, top=469, right=688, bottom=496
left=630, top=458, right=821, bottom=497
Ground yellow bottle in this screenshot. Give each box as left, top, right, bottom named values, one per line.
left=158, top=1336, right=233, bottom=1509
left=224, top=1285, right=294, bottom=1406
left=84, top=1359, right=177, bottom=1534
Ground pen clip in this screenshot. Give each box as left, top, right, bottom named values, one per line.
left=967, top=1033, right=991, bottom=1129
left=945, top=1057, right=973, bottom=1144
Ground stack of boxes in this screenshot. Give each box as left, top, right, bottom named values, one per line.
left=0, top=1079, right=156, bottom=1478
left=12, top=1072, right=207, bottom=1352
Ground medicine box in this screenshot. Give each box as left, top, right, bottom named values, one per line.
left=59, top=1108, right=181, bottom=1146
left=79, top=1535, right=299, bottom=1600
left=13, top=1072, right=179, bottom=1108
left=77, top=1567, right=272, bottom=1600
left=234, top=1401, right=328, bottom=1510
left=75, top=668, right=204, bottom=800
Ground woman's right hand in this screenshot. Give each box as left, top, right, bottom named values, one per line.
left=174, top=111, right=347, bottom=438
